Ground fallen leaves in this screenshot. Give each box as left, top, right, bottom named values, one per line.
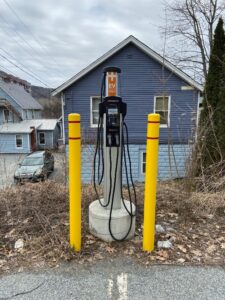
left=177, top=245, right=187, bottom=253
left=105, top=246, right=116, bottom=254
left=221, top=243, right=225, bottom=249
left=0, top=181, right=225, bottom=275
left=206, top=245, right=216, bottom=254
left=191, top=250, right=202, bottom=257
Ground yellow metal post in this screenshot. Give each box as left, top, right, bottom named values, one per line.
left=69, top=113, right=81, bottom=251
left=143, top=114, right=160, bottom=252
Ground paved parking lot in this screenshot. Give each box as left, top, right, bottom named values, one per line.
left=0, top=258, right=225, bottom=300
left=0, top=152, right=67, bottom=189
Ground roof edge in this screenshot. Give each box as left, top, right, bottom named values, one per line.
left=52, top=35, right=203, bottom=96
left=0, top=79, right=43, bottom=110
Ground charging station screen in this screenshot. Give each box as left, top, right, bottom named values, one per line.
left=108, top=108, right=118, bottom=115
left=107, top=107, right=119, bottom=126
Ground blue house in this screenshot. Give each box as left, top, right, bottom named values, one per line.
left=0, top=74, right=61, bottom=153
left=52, top=35, right=203, bottom=182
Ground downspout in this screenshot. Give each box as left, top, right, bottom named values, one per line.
left=195, top=91, right=202, bottom=141
left=61, top=92, right=65, bottom=144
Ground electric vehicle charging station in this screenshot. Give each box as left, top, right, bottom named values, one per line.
left=89, top=67, right=136, bottom=242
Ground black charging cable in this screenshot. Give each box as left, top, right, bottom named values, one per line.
left=93, top=72, right=137, bottom=241
left=93, top=73, right=105, bottom=206
left=107, top=119, right=137, bottom=241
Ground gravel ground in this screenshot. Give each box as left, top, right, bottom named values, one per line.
left=0, top=257, right=225, bottom=300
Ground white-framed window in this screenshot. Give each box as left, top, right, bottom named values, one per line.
left=39, top=132, right=45, bottom=145
left=3, top=109, right=13, bottom=123
left=141, top=151, right=146, bottom=174
left=90, top=96, right=101, bottom=128
left=16, top=134, right=23, bottom=148
left=154, top=95, right=171, bottom=127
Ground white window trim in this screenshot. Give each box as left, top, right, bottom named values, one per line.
left=140, top=151, right=146, bottom=175
left=15, top=134, right=23, bottom=149
left=153, top=95, right=171, bottom=128
left=39, top=132, right=46, bottom=145
left=90, top=96, right=101, bottom=128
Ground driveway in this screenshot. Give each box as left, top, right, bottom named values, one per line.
left=0, top=154, right=25, bottom=188
left=0, top=152, right=67, bottom=189
left=0, top=258, right=225, bottom=299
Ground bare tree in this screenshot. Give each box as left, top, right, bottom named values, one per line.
left=162, top=0, right=225, bottom=82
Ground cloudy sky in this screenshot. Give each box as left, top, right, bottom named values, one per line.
left=0, top=0, right=166, bottom=88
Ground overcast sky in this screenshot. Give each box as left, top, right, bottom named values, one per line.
left=0, top=0, right=166, bottom=88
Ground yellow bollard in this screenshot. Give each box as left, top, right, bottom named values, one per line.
left=143, top=113, right=160, bottom=252
left=69, top=113, right=81, bottom=251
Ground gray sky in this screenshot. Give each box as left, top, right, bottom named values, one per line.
left=0, top=0, right=165, bottom=88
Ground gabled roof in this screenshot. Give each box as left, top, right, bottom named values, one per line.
left=0, top=119, right=58, bottom=133
left=52, top=35, right=203, bottom=96
left=0, top=79, right=43, bottom=110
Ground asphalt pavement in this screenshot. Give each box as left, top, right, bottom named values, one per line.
left=0, top=257, right=225, bottom=300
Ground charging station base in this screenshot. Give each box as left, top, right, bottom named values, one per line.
left=89, top=200, right=136, bottom=242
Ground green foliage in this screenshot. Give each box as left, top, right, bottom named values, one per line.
left=199, top=17, right=225, bottom=167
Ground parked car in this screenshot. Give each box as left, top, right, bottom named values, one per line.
left=14, top=150, right=54, bottom=184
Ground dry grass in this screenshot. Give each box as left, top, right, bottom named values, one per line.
left=156, top=180, right=225, bottom=218
left=0, top=181, right=71, bottom=270
left=0, top=180, right=224, bottom=274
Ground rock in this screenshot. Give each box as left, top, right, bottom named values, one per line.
left=156, top=224, right=166, bottom=234
left=15, top=239, right=24, bottom=250
left=157, top=240, right=173, bottom=249
left=167, top=227, right=176, bottom=232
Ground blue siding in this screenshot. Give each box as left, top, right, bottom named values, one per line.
left=34, top=110, right=42, bottom=119
left=67, top=144, right=190, bottom=183
left=53, top=125, right=60, bottom=147
left=0, top=88, right=42, bottom=123
left=23, top=109, right=42, bottom=120
left=0, top=88, right=23, bottom=118
left=0, top=108, right=21, bottom=124
left=37, top=130, right=53, bottom=149
left=0, top=133, right=30, bottom=153
left=63, top=43, right=198, bottom=145
left=0, top=109, right=3, bottom=124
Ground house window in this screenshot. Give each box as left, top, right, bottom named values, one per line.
left=141, top=152, right=146, bottom=174
left=39, top=132, right=45, bottom=145
left=3, top=109, right=12, bottom=122
left=154, top=96, right=170, bottom=127
left=16, top=134, right=23, bottom=148
left=90, top=96, right=101, bottom=127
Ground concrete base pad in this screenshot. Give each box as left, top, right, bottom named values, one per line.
left=89, top=199, right=136, bottom=242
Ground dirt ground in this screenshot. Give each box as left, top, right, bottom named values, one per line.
left=0, top=181, right=224, bottom=275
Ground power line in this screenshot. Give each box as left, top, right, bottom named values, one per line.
left=0, top=64, right=17, bottom=76
left=0, top=53, right=50, bottom=87
left=0, top=13, right=55, bottom=80
left=3, top=0, right=67, bottom=79
left=0, top=47, right=51, bottom=87
left=3, top=0, right=44, bottom=49
left=0, top=9, right=60, bottom=84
